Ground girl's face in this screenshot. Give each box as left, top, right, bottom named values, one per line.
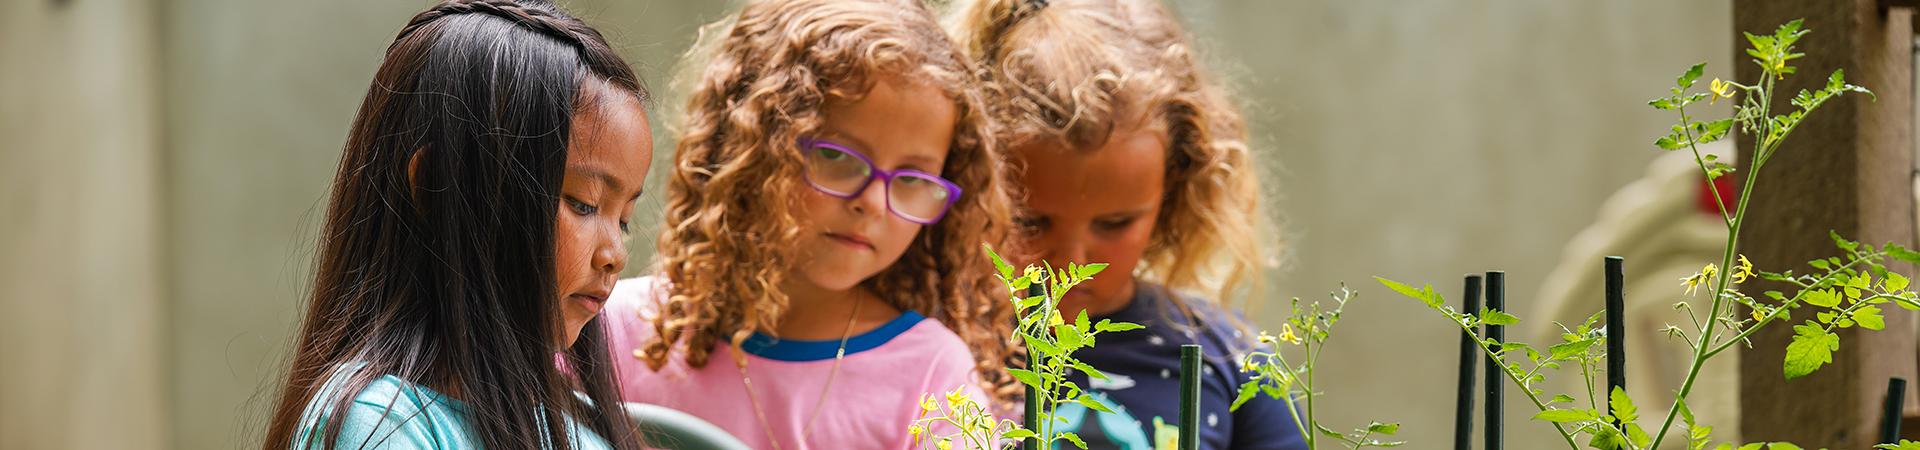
left=1014, top=125, right=1167, bottom=317
left=554, top=95, right=653, bottom=349
left=792, top=77, right=956, bottom=292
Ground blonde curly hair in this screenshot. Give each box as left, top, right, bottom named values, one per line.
left=948, top=0, right=1273, bottom=323
left=640, top=0, right=1022, bottom=404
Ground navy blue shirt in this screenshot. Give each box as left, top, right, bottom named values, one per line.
left=1056, top=282, right=1307, bottom=450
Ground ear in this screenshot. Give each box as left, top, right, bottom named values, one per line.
left=408, top=147, right=425, bottom=185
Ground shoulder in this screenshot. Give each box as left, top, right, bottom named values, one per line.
left=1138, top=283, right=1257, bottom=352
left=298, top=373, right=471, bottom=450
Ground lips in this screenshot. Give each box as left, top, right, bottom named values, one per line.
left=826, top=232, right=874, bottom=250
left=570, top=291, right=608, bottom=316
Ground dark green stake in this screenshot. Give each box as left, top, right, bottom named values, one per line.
left=1181, top=344, right=1201, bottom=450
left=1026, top=284, right=1043, bottom=450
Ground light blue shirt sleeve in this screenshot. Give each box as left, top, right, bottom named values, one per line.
left=293, top=369, right=612, bottom=450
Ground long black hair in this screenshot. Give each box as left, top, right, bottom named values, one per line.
left=262, top=1, right=647, bottom=449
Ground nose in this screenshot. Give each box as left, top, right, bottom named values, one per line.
left=848, top=175, right=888, bottom=218
left=592, top=221, right=628, bottom=276
left=1041, top=228, right=1088, bottom=268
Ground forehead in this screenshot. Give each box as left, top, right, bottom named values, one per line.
left=1017, top=126, right=1167, bottom=214
left=566, top=97, right=653, bottom=188
left=815, top=76, right=955, bottom=167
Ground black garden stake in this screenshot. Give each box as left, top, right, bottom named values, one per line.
left=1606, top=256, right=1626, bottom=417
left=1485, top=271, right=1506, bottom=450
left=1883, top=377, right=1907, bottom=445
left=1455, top=274, right=1482, bottom=450
left=1180, top=345, right=1201, bottom=450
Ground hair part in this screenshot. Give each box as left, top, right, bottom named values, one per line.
left=261, top=1, right=649, bottom=449
left=642, top=0, right=1024, bottom=406
left=950, top=0, right=1274, bottom=335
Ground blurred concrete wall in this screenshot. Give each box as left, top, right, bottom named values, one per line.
left=0, top=0, right=1733, bottom=448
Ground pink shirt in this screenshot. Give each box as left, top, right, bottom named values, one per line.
left=603, top=277, right=990, bottom=450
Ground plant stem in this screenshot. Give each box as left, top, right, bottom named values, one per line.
left=1649, top=69, right=1778, bottom=450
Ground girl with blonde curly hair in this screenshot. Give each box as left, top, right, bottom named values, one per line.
left=598, top=0, right=1018, bottom=448
left=947, top=0, right=1303, bottom=448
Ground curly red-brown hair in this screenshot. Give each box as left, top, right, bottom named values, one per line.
left=948, top=0, right=1275, bottom=327
left=640, top=0, right=1021, bottom=405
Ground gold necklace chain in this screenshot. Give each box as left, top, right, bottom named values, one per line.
left=738, top=291, right=864, bottom=450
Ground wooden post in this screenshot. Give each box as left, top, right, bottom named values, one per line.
left=1736, top=1, right=1917, bottom=448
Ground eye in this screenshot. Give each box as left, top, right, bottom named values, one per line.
left=816, top=147, right=852, bottom=161
left=1013, top=215, right=1047, bottom=230
left=566, top=197, right=597, bottom=216
left=1093, top=216, right=1136, bottom=230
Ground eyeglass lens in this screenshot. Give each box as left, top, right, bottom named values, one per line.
left=802, top=143, right=952, bottom=222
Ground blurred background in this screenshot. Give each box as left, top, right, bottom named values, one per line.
left=0, top=0, right=1741, bottom=448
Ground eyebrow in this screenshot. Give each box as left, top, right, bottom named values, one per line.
left=1098, top=207, right=1155, bottom=218
left=823, top=134, right=945, bottom=170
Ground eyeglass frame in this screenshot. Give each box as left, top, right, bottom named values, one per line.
left=795, top=138, right=962, bottom=225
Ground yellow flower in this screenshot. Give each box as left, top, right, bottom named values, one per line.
left=1710, top=78, right=1734, bottom=104
left=1024, top=265, right=1047, bottom=283
left=1683, top=264, right=1718, bottom=296
left=1279, top=323, right=1303, bottom=344
left=1753, top=309, right=1766, bottom=322
left=946, top=387, right=969, bottom=408
left=938, top=439, right=952, bottom=450
left=1050, top=310, right=1065, bottom=326
left=919, top=394, right=937, bottom=417
left=909, top=425, right=923, bottom=439
left=1733, top=254, right=1756, bottom=284
left=1256, top=332, right=1276, bottom=344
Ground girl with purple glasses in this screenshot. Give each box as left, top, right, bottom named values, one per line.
left=597, top=0, right=1022, bottom=448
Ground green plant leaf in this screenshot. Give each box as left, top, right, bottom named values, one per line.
left=1056, top=324, right=1084, bottom=351
left=1590, top=425, right=1628, bottom=450
left=1367, top=422, right=1401, bottom=435
left=1552, top=394, right=1577, bottom=404
left=1377, top=277, right=1440, bottom=308
left=1483, top=308, right=1522, bottom=326
left=1805, top=289, right=1840, bottom=308
left=1231, top=380, right=1261, bottom=411
left=1076, top=263, right=1108, bottom=279
left=1060, top=431, right=1087, bottom=449
left=986, top=244, right=1013, bottom=280
left=1609, top=386, right=1639, bottom=423
left=1075, top=310, right=1091, bottom=335
left=1078, top=396, right=1115, bottom=414
left=1873, top=439, right=1920, bottom=450
left=1854, top=306, right=1886, bottom=330
left=1002, top=429, right=1037, bottom=439
left=1533, top=409, right=1593, bottom=423
left=1767, top=443, right=1804, bottom=450
left=1095, top=321, right=1144, bottom=333
left=1024, top=334, right=1060, bottom=357
left=1550, top=339, right=1597, bottom=360
left=1887, top=245, right=1920, bottom=265
left=1008, top=368, right=1043, bottom=388
left=1784, top=323, right=1838, bottom=380
left=1680, top=62, right=1707, bottom=89
left=1071, top=360, right=1109, bottom=381
left=1887, top=272, right=1910, bottom=292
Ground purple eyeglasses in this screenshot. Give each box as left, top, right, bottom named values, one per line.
left=797, top=138, right=961, bottom=224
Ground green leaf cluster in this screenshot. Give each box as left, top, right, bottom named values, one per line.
left=931, top=245, right=1137, bottom=450
left=1233, top=285, right=1401, bottom=449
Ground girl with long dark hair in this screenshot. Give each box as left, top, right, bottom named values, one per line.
left=260, top=1, right=652, bottom=448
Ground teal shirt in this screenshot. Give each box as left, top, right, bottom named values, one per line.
left=294, top=366, right=614, bottom=450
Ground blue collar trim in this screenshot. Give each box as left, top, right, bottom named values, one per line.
left=740, top=310, right=926, bottom=362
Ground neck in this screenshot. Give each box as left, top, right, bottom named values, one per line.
left=772, top=278, right=902, bottom=341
